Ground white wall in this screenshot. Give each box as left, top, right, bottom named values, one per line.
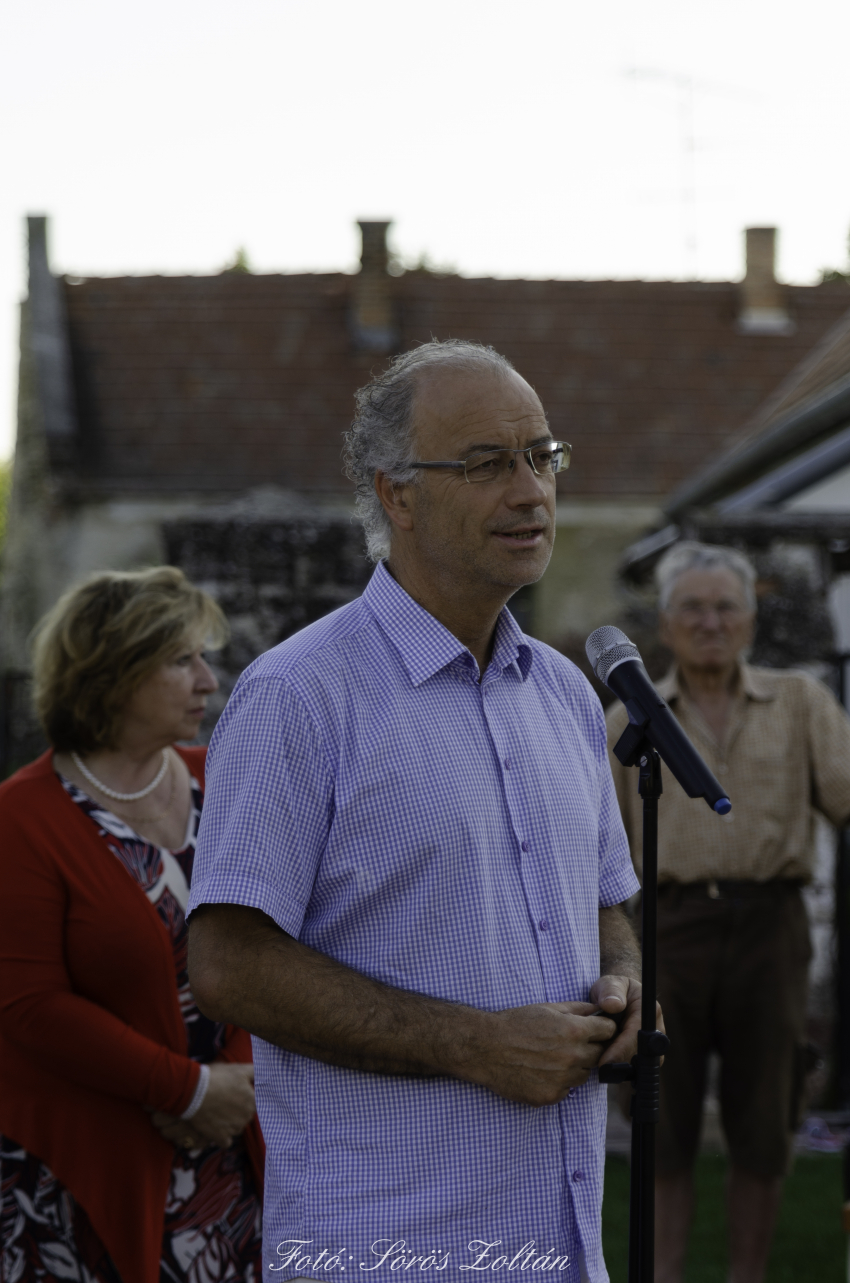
left=784, top=462, right=850, bottom=512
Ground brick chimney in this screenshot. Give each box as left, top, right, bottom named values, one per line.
left=737, top=227, right=794, bottom=335
left=27, top=214, right=78, bottom=461
left=351, top=220, right=398, bottom=353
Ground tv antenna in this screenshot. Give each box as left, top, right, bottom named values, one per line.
left=623, top=69, right=755, bottom=279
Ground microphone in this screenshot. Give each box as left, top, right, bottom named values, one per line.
left=585, top=626, right=731, bottom=816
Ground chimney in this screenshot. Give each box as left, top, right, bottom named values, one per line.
left=737, top=227, right=794, bottom=335
left=351, top=220, right=398, bottom=353
left=27, top=214, right=78, bottom=457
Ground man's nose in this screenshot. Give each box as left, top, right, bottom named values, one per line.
left=505, top=453, right=551, bottom=505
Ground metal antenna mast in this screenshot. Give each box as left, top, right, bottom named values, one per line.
left=624, top=69, right=697, bottom=278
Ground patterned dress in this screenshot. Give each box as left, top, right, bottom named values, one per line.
left=0, top=772, right=262, bottom=1283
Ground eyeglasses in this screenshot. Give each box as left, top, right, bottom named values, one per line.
left=410, top=441, right=571, bottom=485
left=671, top=601, right=749, bottom=622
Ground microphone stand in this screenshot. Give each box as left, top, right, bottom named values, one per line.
left=600, top=725, right=671, bottom=1283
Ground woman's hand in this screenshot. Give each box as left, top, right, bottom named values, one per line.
left=150, top=1062, right=257, bottom=1150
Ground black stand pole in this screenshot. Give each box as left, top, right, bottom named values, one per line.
left=835, top=653, right=850, bottom=1109
left=600, top=743, right=670, bottom=1283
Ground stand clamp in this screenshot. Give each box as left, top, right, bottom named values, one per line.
left=599, top=1030, right=670, bottom=1113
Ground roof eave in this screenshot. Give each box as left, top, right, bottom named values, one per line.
left=665, top=371, right=850, bottom=519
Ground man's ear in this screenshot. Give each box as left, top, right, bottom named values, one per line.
left=374, top=471, right=415, bottom=533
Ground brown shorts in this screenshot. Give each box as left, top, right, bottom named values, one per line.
left=654, top=880, right=811, bottom=1179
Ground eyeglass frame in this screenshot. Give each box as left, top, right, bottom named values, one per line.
left=409, top=440, right=572, bottom=484
left=667, top=599, right=751, bottom=621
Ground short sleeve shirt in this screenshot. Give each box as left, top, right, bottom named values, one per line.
left=189, top=562, right=638, bottom=1283
left=606, top=663, right=850, bottom=884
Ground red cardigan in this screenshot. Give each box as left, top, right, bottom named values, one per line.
left=0, top=748, right=264, bottom=1283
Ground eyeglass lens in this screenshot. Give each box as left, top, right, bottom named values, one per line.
left=464, top=443, right=570, bottom=483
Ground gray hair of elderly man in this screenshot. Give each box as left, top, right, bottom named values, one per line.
left=343, top=338, right=520, bottom=563
left=655, top=541, right=757, bottom=613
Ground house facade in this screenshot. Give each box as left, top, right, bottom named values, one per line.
left=2, top=215, right=849, bottom=771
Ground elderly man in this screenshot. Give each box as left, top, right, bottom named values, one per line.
left=187, top=339, right=646, bottom=1282
left=607, top=541, right=850, bottom=1283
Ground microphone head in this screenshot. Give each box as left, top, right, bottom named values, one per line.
left=585, top=625, right=641, bottom=686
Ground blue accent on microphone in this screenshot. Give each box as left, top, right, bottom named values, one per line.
left=714, top=798, right=732, bottom=815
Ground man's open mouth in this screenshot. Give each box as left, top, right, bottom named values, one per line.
left=494, top=527, right=545, bottom=542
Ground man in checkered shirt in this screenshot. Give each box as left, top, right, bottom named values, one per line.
left=188, top=339, right=647, bottom=1283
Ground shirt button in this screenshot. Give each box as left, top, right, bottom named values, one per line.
left=717, top=763, right=728, bottom=775
left=504, top=757, right=512, bottom=770
left=573, top=1170, right=584, bottom=1182
left=538, top=919, right=549, bottom=932
left=521, top=840, right=529, bottom=852
left=568, top=1088, right=576, bottom=1099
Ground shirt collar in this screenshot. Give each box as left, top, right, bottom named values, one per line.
left=362, top=561, right=534, bottom=687
left=658, top=658, right=776, bottom=704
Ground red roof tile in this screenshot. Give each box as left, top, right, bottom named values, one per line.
left=732, top=305, right=850, bottom=436
left=63, top=272, right=850, bottom=499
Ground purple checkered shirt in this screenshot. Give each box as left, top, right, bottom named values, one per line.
left=189, top=562, right=638, bottom=1282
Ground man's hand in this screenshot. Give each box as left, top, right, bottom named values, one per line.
left=593, top=905, right=665, bottom=1064
left=188, top=902, right=660, bottom=1104
left=150, top=1062, right=256, bottom=1150
left=462, top=1001, right=618, bottom=1106
left=589, top=975, right=665, bottom=1066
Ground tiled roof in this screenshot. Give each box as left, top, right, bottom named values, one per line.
left=734, top=305, right=850, bottom=434
left=63, top=271, right=850, bottom=500
left=664, top=302, right=850, bottom=514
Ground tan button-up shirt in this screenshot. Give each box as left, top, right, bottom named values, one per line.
left=606, top=662, right=850, bottom=884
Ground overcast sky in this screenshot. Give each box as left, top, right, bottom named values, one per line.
left=2, top=0, right=849, bottom=459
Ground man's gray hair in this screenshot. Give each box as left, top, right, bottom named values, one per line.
left=343, top=338, right=518, bottom=562
left=655, top=541, right=757, bottom=611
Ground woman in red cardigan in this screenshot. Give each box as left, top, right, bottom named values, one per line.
left=0, top=567, right=264, bottom=1283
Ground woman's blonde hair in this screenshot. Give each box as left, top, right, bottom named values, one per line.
left=32, top=566, right=229, bottom=753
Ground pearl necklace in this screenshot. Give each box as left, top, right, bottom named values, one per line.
left=71, top=749, right=170, bottom=801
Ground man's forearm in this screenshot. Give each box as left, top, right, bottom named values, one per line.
left=598, top=904, right=641, bottom=983
left=188, top=903, right=488, bottom=1079
left=189, top=903, right=636, bottom=1106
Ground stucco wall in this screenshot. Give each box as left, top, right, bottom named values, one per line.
left=532, top=500, right=664, bottom=648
